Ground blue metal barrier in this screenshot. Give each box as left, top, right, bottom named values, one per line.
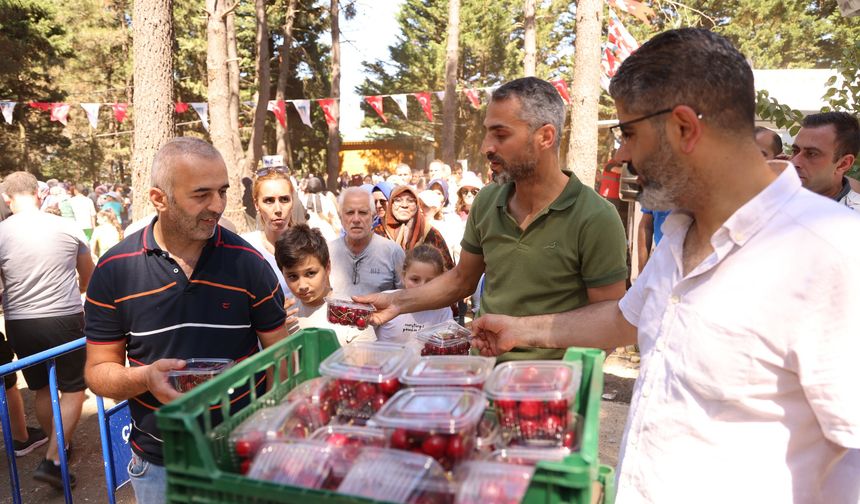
left=0, top=336, right=132, bottom=504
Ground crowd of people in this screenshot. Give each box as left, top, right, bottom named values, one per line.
left=0, top=27, right=857, bottom=504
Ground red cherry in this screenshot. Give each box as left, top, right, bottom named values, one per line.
left=544, top=414, right=563, bottom=436
left=391, top=428, right=410, bottom=449
left=327, top=433, right=349, bottom=447
left=494, top=399, right=516, bottom=411
left=370, top=393, right=387, bottom=412
left=234, top=439, right=252, bottom=457
left=562, top=429, right=576, bottom=448
left=421, top=434, right=448, bottom=460
left=356, top=318, right=367, bottom=329
left=519, top=419, right=539, bottom=438
left=445, top=434, right=466, bottom=460
left=355, top=382, right=377, bottom=401
left=547, top=398, right=568, bottom=414
left=518, top=400, right=542, bottom=418
left=239, top=459, right=251, bottom=474
left=379, top=378, right=400, bottom=396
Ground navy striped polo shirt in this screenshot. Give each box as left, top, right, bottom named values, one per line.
left=84, top=218, right=286, bottom=464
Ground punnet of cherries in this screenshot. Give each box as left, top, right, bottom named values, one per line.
left=415, top=321, right=472, bottom=356
left=230, top=341, right=584, bottom=503
left=167, top=358, right=233, bottom=393
left=325, top=297, right=374, bottom=329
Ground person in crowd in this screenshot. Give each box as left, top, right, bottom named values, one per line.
left=419, top=189, right=461, bottom=264
left=451, top=161, right=464, bottom=185
left=90, top=209, right=123, bottom=258
left=454, top=171, right=484, bottom=221
left=636, top=207, right=670, bottom=273
left=100, top=191, right=123, bottom=221
left=83, top=138, right=288, bottom=503
left=375, top=244, right=453, bottom=342
left=0, top=172, right=94, bottom=489
left=356, top=77, right=628, bottom=363
left=410, top=166, right=425, bottom=189
left=275, top=224, right=376, bottom=346
left=392, top=163, right=412, bottom=186
left=373, top=185, right=454, bottom=271
left=754, top=126, right=783, bottom=160
left=371, top=181, right=394, bottom=228
left=790, top=111, right=860, bottom=211
left=469, top=28, right=860, bottom=503
left=68, top=183, right=97, bottom=240
left=427, top=159, right=445, bottom=182
left=328, top=187, right=404, bottom=298
left=427, top=178, right=451, bottom=211
left=302, top=176, right=341, bottom=241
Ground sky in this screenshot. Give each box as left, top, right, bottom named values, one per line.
left=337, top=0, right=406, bottom=139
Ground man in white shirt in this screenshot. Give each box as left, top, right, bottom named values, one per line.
left=471, top=28, right=860, bottom=503
left=790, top=111, right=860, bottom=212
left=68, top=184, right=97, bottom=240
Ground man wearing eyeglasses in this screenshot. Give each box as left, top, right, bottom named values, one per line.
left=468, top=29, right=860, bottom=502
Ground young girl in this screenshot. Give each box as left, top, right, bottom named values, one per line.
left=376, top=244, right=454, bottom=342
left=90, top=209, right=123, bottom=257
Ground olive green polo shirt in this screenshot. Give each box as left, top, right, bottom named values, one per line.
left=462, top=171, right=628, bottom=361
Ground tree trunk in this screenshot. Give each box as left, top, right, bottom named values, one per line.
left=275, top=0, right=298, bottom=168
left=325, top=0, right=341, bottom=192
left=243, top=0, right=271, bottom=177
left=441, top=0, right=460, bottom=166
left=567, top=0, right=602, bottom=187
left=523, top=0, right=536, bottom=77
left=226, top=11, right=244, bottom=169
left=130, top=0, right=174, bottom=222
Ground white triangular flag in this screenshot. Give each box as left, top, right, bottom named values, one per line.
left=80, top=103, right=101, bottom=129
left=435, top=91, right=445, bottom=102
left=292, top=100, right=312, bottom=127
left=484, top=86, right=499, bottom=100
left=0, top=101, right=16, bottom=124
left=391, top=94, right=409, bottom=118
left=190, top=102, right=209, bottom=131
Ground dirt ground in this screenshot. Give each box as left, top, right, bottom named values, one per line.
left=0, top=351, right=637, bottom=503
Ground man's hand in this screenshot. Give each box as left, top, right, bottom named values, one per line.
left=352, top=291, right=400, bottom=326
left=471, top=314, right=523, bottom=356
left=285, top=297, right=299, bottom=331
left=144, top=359, right=186, bottom=404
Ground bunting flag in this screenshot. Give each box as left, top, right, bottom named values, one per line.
left=464, top=88, right=482, bottom=109
left=608, top=9, right=639, bottom=60
left=550, top=79, right=571, bottom=104
left=267, top=99, right=287, bottom=127
left=1, top=101, right=17, bottom=124
left=175, top=102, right=189, bottom=113
left=601, top=45, right=622, bottom=92
left=318, top=98, right=338, bottom=127
left=391, top=94, right=409, bottom=118
left=364, top=96, right=387, bottom=123
left=435, top=91, right=445, bottom=102
left=29, top=102, right=52, bottom=112
left=190, top=102, right=209, bottom=131
left=51, top=103, right=71, bottom=125
left=292, top=100, right=312, bottom=127
left=608, top=0, right=655, bottom=25
left=80, top=103, right=101, bottom=128
left=112, top=102, right=128, bottom=123
left=413, top=92, right=434, bottom=122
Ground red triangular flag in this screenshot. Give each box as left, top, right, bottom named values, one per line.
left=550, top=79, right=571, bottom=104
left=175, top=102, right=189, bottom=113
left=464, top=89, right=481, bottom=109
left=267, top=100, right=287, bottom=127
left=112, top=103, right=128, bottom=123
left=364, top=96, right=387, bottom=123
left=318, top=98, right=338, bottom=127
left=413, top=92, right=434, bottom=122
left=29, top=102, right=52, bottom=111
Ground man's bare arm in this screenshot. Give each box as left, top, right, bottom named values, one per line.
left=257, top=325, right=289, bottom=349
left=472, top=300, right=637, bottom=357
left=85, top=341, right=183, bottom=404
left=76, top=251, right=95, bottom=293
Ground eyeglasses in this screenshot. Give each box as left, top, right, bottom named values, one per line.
left=460, top=188, right=479, bottom=196
left=352, top=256, right=364, bottom=285
left=255, top=166, right=289, bottom=178
left=609, top=107, right=703, bottom=143
left=392, top=196, right=417, bottom=207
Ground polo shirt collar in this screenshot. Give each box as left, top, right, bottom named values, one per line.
left=493, top=170, right=583, bottom=212
left=142, top=215, right=220, bottom=253
left=834, top=177, right=852, bottom=202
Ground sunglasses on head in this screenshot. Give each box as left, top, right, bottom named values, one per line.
left=255, top=166, right=289, bottom=178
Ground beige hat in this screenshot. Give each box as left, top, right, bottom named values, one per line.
left=458, top=171, right=484, bottom=190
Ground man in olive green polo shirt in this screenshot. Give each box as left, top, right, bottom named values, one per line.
left=356, top=77, right=628, bottom=361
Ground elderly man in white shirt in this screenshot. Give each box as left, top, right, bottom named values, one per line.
left=471, top=28, right=860, bottom=504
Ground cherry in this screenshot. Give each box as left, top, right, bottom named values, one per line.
left=445, top=434, right=466, bottom=460
left=391, top=428, right=410, bottom=449
left=370, top=393, right=387, bottom=412
left=326, top=433, right=349, bottom=447
left=239, top=459, right=251, bottom=474
left=421, top=434, right=448, bottom=460
left=544, top=414, right=563, bottom=436
left=356, top=318, right=366, bottom=329
left=518, top=400, right=542, bottom=419
left=547, top=398, right=569, bottom=414
left=355, top=382, right=377, bottom=401
left=562, top=429, right=576, bottom=449
left=519, top=419, right=539, bottom=438
left=494, top=399, right=516, bottom=411
left=234, top=439, right=252, bottom=458
left=379, top=377, right=400, bottom=396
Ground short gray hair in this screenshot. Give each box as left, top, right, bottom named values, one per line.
left=2, top=172, right=38, bottom=197
left=491, top=77, right=566, bottom=149
left=151, top=137, right=224, bottom=195
left=337, top=186, right=374, bottom=212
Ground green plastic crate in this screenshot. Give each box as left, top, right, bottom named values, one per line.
left=157, top=329, right=615, bottom=504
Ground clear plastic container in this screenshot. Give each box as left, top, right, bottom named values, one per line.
left=167, top=358, right=233, bottom=392
left=246, top=440, right=358, bottom=491
left=487, top=446, right=570, bottom=466
left=371, top=387, right=487, bottom=470
left=309, top=424, right=387, bottom=448
left=318, top=341, right=416, bottom=420
left=325, top=297, right=375, bottom=329
left=454, top=461, right=535, bottom=504
left=475, top=409, right=500, bottom=455
left=415, top=321, right=472, bottom=356
left=484, top=361, right=582, bottom=446
left=229, top=400, right=326, bottom=471
left=284, top=376, right=337, bottom=425
left=337, top=447, right=454, bottom=504
left=401, top=356, right=496, bottom=389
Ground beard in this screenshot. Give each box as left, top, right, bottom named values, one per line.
left=162, top=198, right=221, bottom=241
left=636, top=135, right=696, bottom=212
left=488, top=148, right=537, bottom=184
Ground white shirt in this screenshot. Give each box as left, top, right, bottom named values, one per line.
left=240, top=231, right=289, bottom=297
left=616, top=163, right=860, bottom=504
left=375, top=290, right=453, bottom=342
left=295, top=299, right=376, bottom=347
left=69, top=194, right=96, bottom=230
left=840, top=187, right=860, bottom=212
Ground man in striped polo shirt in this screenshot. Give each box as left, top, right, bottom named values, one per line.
left=84, top=138, right=288, bottom=503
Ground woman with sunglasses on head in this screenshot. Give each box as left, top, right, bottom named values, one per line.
left=455, top=171, right=484, bottom=221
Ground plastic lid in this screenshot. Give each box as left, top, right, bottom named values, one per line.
left=167, top=358, right=233, bottom=391
left=285, top=376, right=336, bottom=404
left=246, top=441, right=348, bottom=489
left=371, top=387, right=486, bottom=433
left=229, top=400, right=323, bottom=447
left=483, top=361, right=582, bottom=401
left=309, top=425, right=387, bottom=447
left=401, top=356, right=496, bottom=387
left=337, top=447, right=449, bottom=503
left=455, top=461, right=535, bottom=503
left=414, top=321, right=471, bottom=347
left=319, top=341, right=416, bottom=383
left=324, top=297, right=375, bottom=312
left=488, top=446, right=570, bottom=466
